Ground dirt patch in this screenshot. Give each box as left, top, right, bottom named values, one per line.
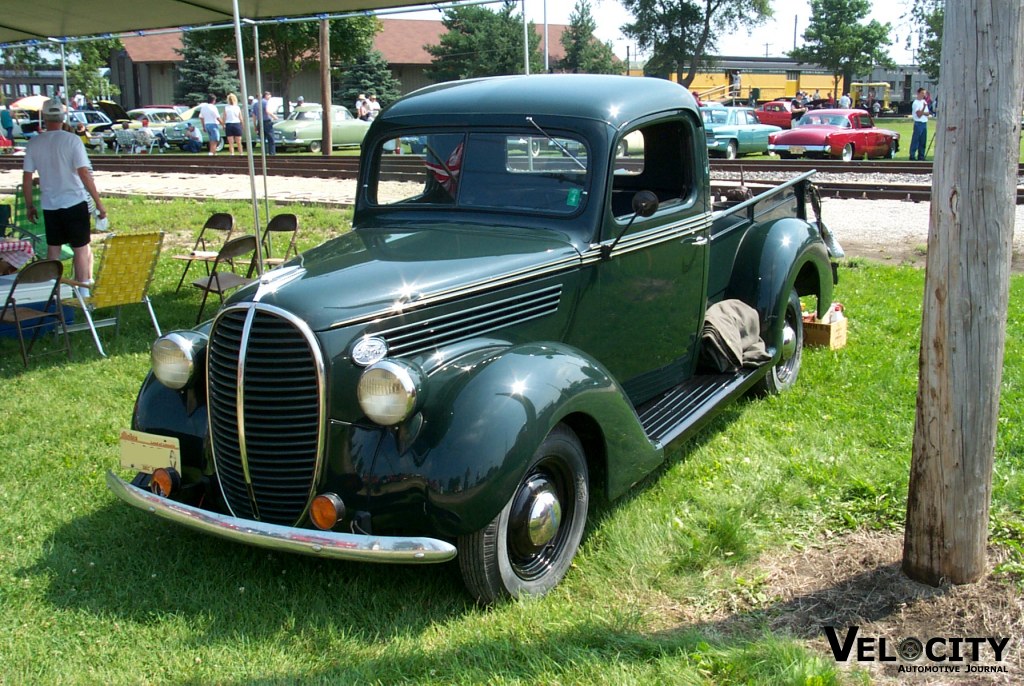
left=842, top=240, right=1024, bottom=274
left=667, top=531, right=1022, bottom=683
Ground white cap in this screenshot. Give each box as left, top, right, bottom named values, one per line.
left=41, top=98, right=64, bottom=121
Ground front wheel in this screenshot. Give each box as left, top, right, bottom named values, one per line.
left=756, top=289, right=803, bottom=395
left=887, top=140, right=897, bottom=159
left=458, top=424, right=589, bottom=604
left=841, top=143, right=854, bottom=162
left=725, top=140, right=738, bottom=160
left=309, top=140, right=322, bottom=153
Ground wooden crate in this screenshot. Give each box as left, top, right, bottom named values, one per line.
left=804, top=316, right=847, bottom=349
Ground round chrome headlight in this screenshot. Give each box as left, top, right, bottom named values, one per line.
left=151, top=332, right=205, bottom=390
left=357, top=359, right=423, bottom=426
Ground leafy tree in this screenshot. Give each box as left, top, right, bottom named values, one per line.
left=1, top=43, right=120, bottom=104
left=559, top=0, right=620, bottom=74
left=174, top=32, right=240, bottom=107
left=620, top=0, right=771, bottom=86
left=336, top=50, right=402, bottom=111
left=188, top=17, right=379, bottom=110
left=68, top=39, right=122, bottom=103
left=909, top=0, right=943, bottom=81
left=789, top=0, right=896, bottom=97
left=425, top=2, right=542, bottom=81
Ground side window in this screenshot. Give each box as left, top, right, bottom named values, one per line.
left=611, top=118, right=695, bottom=221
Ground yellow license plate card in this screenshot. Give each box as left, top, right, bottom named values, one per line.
left=119, top=430, right=180, bottom=473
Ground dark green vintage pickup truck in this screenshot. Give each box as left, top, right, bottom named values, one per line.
left=109, top=75, right=840, bottom=603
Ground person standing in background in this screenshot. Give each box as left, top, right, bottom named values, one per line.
left=73, top=91, right=86, bottom=110
left=0, top=107, right=13, bottom=140
left=198, top=94, right=222, bottom=156
left=909, top=88, right=930, bottom=161
left=223, top=93, right=243, bottom=155
left=261, top=91, right=278, bottom=155
left=366, top=94, right=381, bottom=121
left=21, top=98, right=106, bottom=287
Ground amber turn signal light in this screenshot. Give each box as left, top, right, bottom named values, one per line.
left=150, top=468, right=180, bottom=497
left=310, top=493, right=346, bottom=531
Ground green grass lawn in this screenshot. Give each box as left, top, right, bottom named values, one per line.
left=1, top=199, right=1023, bottom=684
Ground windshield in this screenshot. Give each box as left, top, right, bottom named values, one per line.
left=701, top=109, right=729, bottom=125
left=797, top=113, right=851, bottom=128
left=370, top=132, right=590, bottom=216
left=290, top=110, right=322, bottom=121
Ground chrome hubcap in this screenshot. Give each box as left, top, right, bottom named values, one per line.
left=526, top=488, right=561, bottom=547
left=509, top=474, right=563, bottom=560
left=780, top=323, right=797, bottom=361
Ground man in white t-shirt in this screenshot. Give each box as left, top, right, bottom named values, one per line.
left=22, top=98, right=106, bottom=285
left=198, top=94, right=223, bottom=156
left=909, top=88, right=931, bottom=161
left=838, top=92, right=852, bottom=108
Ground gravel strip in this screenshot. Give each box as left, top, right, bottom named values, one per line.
left=3, top=168, right=1021, bottom=257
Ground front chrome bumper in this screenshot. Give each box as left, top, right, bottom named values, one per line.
left=106, top=471, right=457, bottom=563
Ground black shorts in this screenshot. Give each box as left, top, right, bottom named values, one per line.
left=225, top=122, right=243, bottom=137
left=43, top=201, right=91, bottom=249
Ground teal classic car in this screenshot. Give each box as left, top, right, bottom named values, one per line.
left=273, top=104, right=369, bottom=152
left=109, top=75, right=840, bottom=603
left=162, top=104, right=227, bottom=151
left=701, top=106, right=781, bottom=159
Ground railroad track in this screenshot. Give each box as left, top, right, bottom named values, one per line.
left=3, top=154, right=1022, bottom=203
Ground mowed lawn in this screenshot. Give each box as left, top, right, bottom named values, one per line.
left=1, top=196, right=1022, bottom=684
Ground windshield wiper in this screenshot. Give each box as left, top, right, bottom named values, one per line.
left=526, top=116, right=586, bottom=170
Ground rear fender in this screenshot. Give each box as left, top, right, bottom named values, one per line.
left=726, top=217, right=833, bottom=349
left=375, top=342, right=661, bottom=537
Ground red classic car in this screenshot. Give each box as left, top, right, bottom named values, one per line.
left=755, top=100, right=797, bottom=129
left=768, top=109, right=900, bottom=161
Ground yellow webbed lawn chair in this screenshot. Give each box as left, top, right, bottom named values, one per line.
left=63, top=232, right=164, bottom=357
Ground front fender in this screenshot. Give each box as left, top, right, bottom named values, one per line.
left=369, top=342, right=661, bottom=537
left=726, top=217, right=833, bottom=350
left=132, top=371, right=209, bottom=473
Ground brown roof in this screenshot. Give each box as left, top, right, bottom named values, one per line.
left=120, top=18, right=572, bottom=67
left=121, top=33, right=182, bottom=63
left=375, top=18, right=569, bottom=65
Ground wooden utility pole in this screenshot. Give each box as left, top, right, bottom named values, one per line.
left=903, top=0, right=1024, bottom=585
left=320, top=18, right=332, bottom=156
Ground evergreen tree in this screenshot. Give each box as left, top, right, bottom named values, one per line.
left=336, top=50, right=402, bottom=112
left=425, top=2, right=542, bottom=82
left=174, top=32, right=240, bottom=107
left=558, top=0, right=619, bottom=74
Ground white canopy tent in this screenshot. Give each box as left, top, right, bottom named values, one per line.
left=2, top=0, right=495, bottom=273
left=1, top=2, right=437, bottom=45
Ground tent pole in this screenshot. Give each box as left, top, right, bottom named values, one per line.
left=252, top=23, right=271, bottom=223
left=231, top=2, right=263, bottom=275
left=59, top=42, right=70, bottom=119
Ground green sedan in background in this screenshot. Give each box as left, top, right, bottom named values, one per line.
left=273, top=105, right=369, bottom=152
left=701, top=106, right=781, bottom=159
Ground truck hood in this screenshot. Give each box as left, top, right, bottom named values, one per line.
left=237, top=225, right=583, bottom=332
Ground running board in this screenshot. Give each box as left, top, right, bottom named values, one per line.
left=637, top=366, right=769, bottom=448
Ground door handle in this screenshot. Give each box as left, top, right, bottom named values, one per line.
left=688, top=236, right=708, bottom=246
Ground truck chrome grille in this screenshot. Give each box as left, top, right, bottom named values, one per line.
left=374, top=285, right=562, bottom=357
left=207, top=305, right=325, bottom=526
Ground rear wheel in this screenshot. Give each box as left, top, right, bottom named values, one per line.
left=756, top=289, right=803, bottom=395
left=841, top=143, right=854, bottom=162
left=458, top=424, right=589, bottom=604
left=309, top=140, right=322, bottom=153
left=887, top=139, right=897, bottom=159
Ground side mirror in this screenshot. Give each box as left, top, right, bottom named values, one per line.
left=631, top=190, right=659, bottom=217
left=602, top=191, right=660, bottom=260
